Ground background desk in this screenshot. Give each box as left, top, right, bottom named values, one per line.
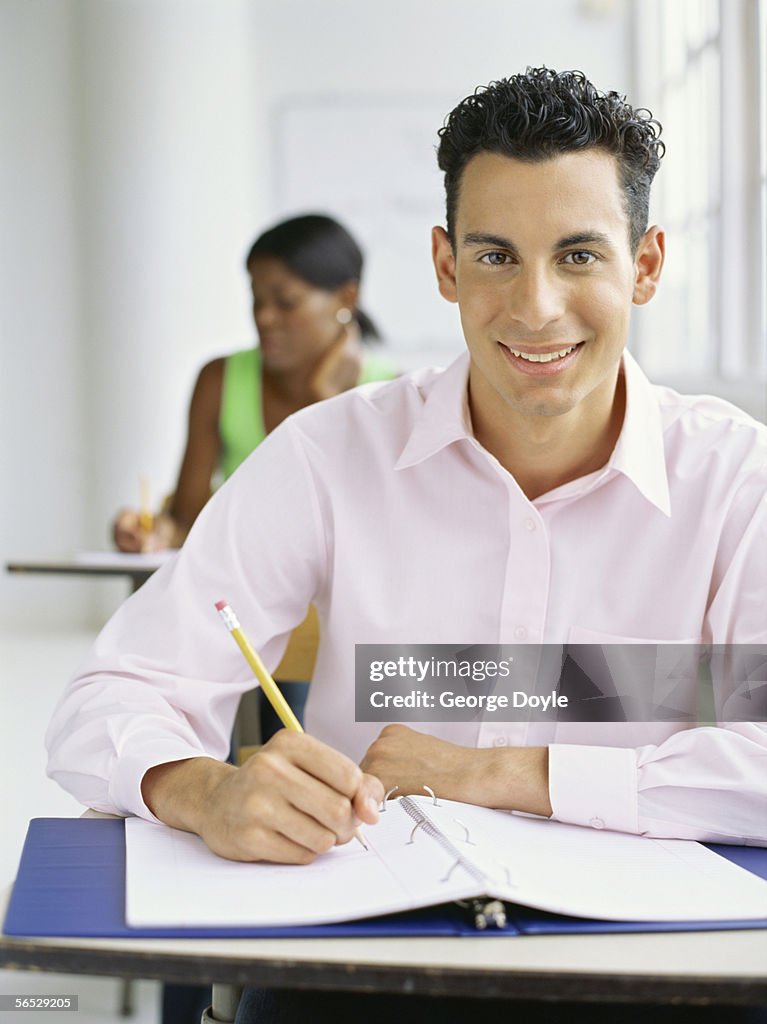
left=6, top=552, right=171, bottom=594
left=1, top=886, right=765, bottom=1008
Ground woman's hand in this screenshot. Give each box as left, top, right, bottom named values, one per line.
left=309, top=329, right=363, bottom=401
left=112, top=509, right=179, bottom=552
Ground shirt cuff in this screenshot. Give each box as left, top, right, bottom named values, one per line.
left=109, top=741, right=219, bottom=823
left=548, top=744, right=639, bottom=835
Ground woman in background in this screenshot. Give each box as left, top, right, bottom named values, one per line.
left=113, top=213, right=395, bottom=551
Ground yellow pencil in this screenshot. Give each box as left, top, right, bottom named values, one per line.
left=138, top=476, right=154, bottom=534
left=215, top=599, right=368, bottom=850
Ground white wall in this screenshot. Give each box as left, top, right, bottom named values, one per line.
left=0, top=1, right=92, bottom=627
left=76, top=0, right=265, bottom=575
left=1, top=0, right=265, bottom=629
left=0, top=0, right=632, bottom=631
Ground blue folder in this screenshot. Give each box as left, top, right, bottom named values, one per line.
left=4, top=818, right=766, bottom=939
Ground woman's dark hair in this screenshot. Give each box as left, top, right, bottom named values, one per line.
left=437, top=67, right=665, bottom=254
left=246, top=214, right=379, bottom=340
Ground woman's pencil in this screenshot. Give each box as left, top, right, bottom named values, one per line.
left=138, top=476, right=154, bottom=534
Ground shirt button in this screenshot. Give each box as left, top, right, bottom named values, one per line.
left=524, top=518, right=536, bottom=532
left=589, top=817, right=605, bottom=829
left=493, top=736, right=508, bottom=747
left=514, top=626, right=527, bottom=640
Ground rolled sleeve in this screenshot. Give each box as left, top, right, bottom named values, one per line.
left=548, top=743, right=639, bottom=834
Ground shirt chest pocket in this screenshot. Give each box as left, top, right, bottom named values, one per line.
left=562, top=625, right=705, bottom=726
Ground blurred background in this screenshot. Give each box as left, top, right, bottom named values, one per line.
left=1, top=0, right=765, bottom=632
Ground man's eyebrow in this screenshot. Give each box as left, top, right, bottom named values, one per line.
left=462, top=232, right=519, bottom=253
left=462, top=230, right=615, bottom=253
left=556, top=231, right=614, bottom=249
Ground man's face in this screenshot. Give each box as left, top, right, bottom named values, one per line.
left=433, top=149, right=661, bottom=427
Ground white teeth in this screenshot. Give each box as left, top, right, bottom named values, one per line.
left=508, top=345, right=577, bottom=363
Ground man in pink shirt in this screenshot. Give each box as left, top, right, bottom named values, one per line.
left=47, top=66, right=765, bottom=1023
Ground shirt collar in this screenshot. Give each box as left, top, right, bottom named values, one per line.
left=395, top=348, right=671, bottom=517
left=395, top=352, right=473, bottom=469
left=609, top=349, right=671, bottom=516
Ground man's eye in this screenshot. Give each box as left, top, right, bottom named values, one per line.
left=563, top=251, right=597, bottom=266
left=479, top=252, right=511, bottom=266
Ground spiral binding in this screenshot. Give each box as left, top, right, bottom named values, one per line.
left=399, top=796, right=488, bottom=886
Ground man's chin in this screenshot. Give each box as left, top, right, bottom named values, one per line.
left=502, top=388, right=579, bottom=420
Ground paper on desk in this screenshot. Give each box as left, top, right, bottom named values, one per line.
left=75, top=550, right=174, bottom=569
left=400, top=798, right=767, bottom=922
left=125, top=798, right=767, bottom=928
left=125, top=802, right=475, bottom=928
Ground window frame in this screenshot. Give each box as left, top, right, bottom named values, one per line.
left=631, top=0, right=766, bottom=420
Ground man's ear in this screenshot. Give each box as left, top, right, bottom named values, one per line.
left=633, top=226, right=665, bottom=306
left=432, top=226, right=458, bottom=303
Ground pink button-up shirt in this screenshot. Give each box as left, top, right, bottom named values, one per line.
left=46, top=351, right=767, bottom=844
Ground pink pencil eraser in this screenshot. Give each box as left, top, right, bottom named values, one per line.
left=214, top=600, right=228, bottom=611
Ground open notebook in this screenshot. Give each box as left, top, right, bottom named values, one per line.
left=125, top=796, right=767, bottom=928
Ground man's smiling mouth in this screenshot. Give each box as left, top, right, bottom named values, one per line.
left=506, top=344, right=580, bottom=363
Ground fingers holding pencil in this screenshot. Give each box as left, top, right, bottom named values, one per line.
left=254, top=731, right=381, bottom=843
left=216, top=600, right=379, bottom=852
left=196, top=731, right=382, bottom=864
left=215, top=599, right=382, bottom=857
left=265, top=729, right=383, bottom=833
left=113, top=509, right=177, bottom=552
left=143, top=604, right=383, bottom=864
left=113, top=477, right=178, bottom=553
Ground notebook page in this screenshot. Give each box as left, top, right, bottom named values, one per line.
left=407, top=797, right=767, bottom=922
left=125, top=805, right=484, bottom=928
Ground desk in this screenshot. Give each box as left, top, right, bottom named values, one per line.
left=1, top=886, right=765, bottom=1008
left=6, top=552, right=172, bottom=594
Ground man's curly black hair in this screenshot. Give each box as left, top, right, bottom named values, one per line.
left=437, top=68, right=665, bottom=254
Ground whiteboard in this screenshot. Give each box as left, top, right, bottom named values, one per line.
left=271, top=96, right=466, bottom=362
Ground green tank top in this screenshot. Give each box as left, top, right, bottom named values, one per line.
left=218, top=347, right=397, bottom=480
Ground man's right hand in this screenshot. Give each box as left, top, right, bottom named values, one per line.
left=141, top=731, right=383, bottom=863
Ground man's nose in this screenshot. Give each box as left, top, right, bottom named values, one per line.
left=507, top=266, right=566, bottom=332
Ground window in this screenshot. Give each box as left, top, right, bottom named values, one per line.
left=632, top=0, right=766, bottom=419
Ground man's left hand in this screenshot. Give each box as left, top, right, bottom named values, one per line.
left=359, top=724, right=552, bottom=816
